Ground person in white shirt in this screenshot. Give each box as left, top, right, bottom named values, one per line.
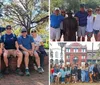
left=86, top=8, right=94, bottom=41
left=93, top=8, right=100, bottom=41
left=31, top=30, right=48, bottom=71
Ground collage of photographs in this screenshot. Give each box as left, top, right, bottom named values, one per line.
left=0, top=0, right=100, bottom=85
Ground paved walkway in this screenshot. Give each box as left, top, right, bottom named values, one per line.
left=0, top=65, right=49, bottom=85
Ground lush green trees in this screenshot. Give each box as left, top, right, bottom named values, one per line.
left=51, top=0, right=100, bottom=13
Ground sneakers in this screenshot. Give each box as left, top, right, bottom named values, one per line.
left=4, top=67, right=9, bottom=74
left=25, top=69, right=30, bottom=76
left=41, top=68, right=44, bottom=73
left=33, top=64, right=38, bottom=71
left=37, top=67, right=43, bottom=74
left=16, top=68, right=24, bottom=76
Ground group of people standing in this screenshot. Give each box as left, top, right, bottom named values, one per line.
left=50, top=4, right=100, bottom=41
left=0, top=25, right=48, bottom=78
left=50, top=63, right=100, bottom=84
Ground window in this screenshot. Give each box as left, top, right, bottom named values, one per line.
left=66, top=48, right=70, bottom=52
left=82, top=48, right=86, bottom=52
left=66, top=55, right=70, bottom=59
left=55, top=51, right=58, bottom=58
left=82, top=56, right=85, bottom=59
left=74, top=48, right=78, bottom=52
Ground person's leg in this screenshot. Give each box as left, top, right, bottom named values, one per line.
left=56, top=28, right=60, bottom=41
left=50, top=27, right=56, bottom=41
left=14, top=50, right=24, bottom=76
left=77, top=26, right=81, bottom=41
left=82, top=26, right=86, bottom=41
left=3, top=50, right=10, bottom=74
left=23, top=51, right=30, bottom=76
left=0, top=54, right=3, bottom=78
left=33, top=51, right=43, bottom=73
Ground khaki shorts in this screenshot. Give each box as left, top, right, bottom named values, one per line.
left=77, top=26, right=86, bottom=37
left=22, top=50, right=37, bottom=56
left=4, top=49, right=21, bottom=57
left=50, top=27, right=60, bottom=40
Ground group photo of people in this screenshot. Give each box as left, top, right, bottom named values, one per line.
left=0, top=25, right=48, bottom=76
left=50, top=63, right=100, bottom=84
left=50, top=2, right=100, bottom=41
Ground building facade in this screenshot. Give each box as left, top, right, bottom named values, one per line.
left=50, top=48, right=65, bottom=65
left=65, top=43, right=87, bottom=65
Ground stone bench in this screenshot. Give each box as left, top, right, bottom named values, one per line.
left=0, top=54, right=48, bottom=72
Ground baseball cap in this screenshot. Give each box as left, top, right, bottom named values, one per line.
left=6, top=25, right=12, bottom=29
left=21, top=28, right=27, bottom=33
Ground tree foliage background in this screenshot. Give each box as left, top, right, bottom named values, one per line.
left=0, top=0, right=49, bottom=35
left=51, top=0, right=100, bottom=13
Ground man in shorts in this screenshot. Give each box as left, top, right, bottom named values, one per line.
left=50, top=8, right=64, bottom=41
left=18, top=28, right=43, bottom=76
left=1, top=25, right=23, bottom=76
left=75, top=4, right=88, bottom=41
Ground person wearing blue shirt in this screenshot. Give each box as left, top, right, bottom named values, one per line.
left=1, top=25, right=24, bottom=76
left=18, top=28, right=43, bottom=76
left=50, top=8, right=64, bottom=41
left=75, top=4, right=88, bottom=41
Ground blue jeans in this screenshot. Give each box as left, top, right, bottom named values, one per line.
left=81, top=70, right=85, bottom=82
left=61, top=77, right=65, bottom=82
left=85, top=71, right=89, bottom=82
left=50, top=74, right=54, bottom=83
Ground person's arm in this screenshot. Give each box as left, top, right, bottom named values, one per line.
left=19, top=45, right=28, bottom=51
left=31, top=42, right=35, bottom=52
left=17, top=36, right=28, bottom=51
left=30, top=36, right=35, bottom=51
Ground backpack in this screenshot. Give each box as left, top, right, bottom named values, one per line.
left=3, top=34, right=16, bottom=42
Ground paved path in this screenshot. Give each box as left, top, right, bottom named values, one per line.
left=0, top=65, right=49, bottom=85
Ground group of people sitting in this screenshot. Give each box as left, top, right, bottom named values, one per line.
left=0, top=25, right=48, bottom=78
left=50, top=63, right=100, bottom=84
left=50, top=4, right=100, bottom=41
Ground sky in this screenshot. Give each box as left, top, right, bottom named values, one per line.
left=50, top=42, right=100, bottom=50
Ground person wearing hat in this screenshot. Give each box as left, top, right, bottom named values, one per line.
left=63, top=10, right=78, bottom=41
left=86, top=8, right=94, bottom=41
left=1, top=25, right=24, bottom=76
left=18, top=28, right=43, bottom=76
left=31, top=29, right=48, bottom=72
left=75, top=4, right=88, bottom=41
left=50, top=8, right=64, bottom=41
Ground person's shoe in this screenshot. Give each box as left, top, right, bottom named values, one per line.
left=41, top=68, right=44, bottom=73
left=25, top=69, right=30, bottom=76
left=4, top=67, right=9, bottom=74
left=33, top=64, right=38, bottom=71
left=16, top=68, right=24, bottom=76
left=37, top=67, right=43, bottom=74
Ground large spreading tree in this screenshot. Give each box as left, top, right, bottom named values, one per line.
left=2, top=0, right=48, bottom=34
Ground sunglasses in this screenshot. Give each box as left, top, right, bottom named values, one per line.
left=6, top=28, right=11, bottom=30
left=21, top=31, right=27, bottom=33
left=96, top=10, right=100, bottom=11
